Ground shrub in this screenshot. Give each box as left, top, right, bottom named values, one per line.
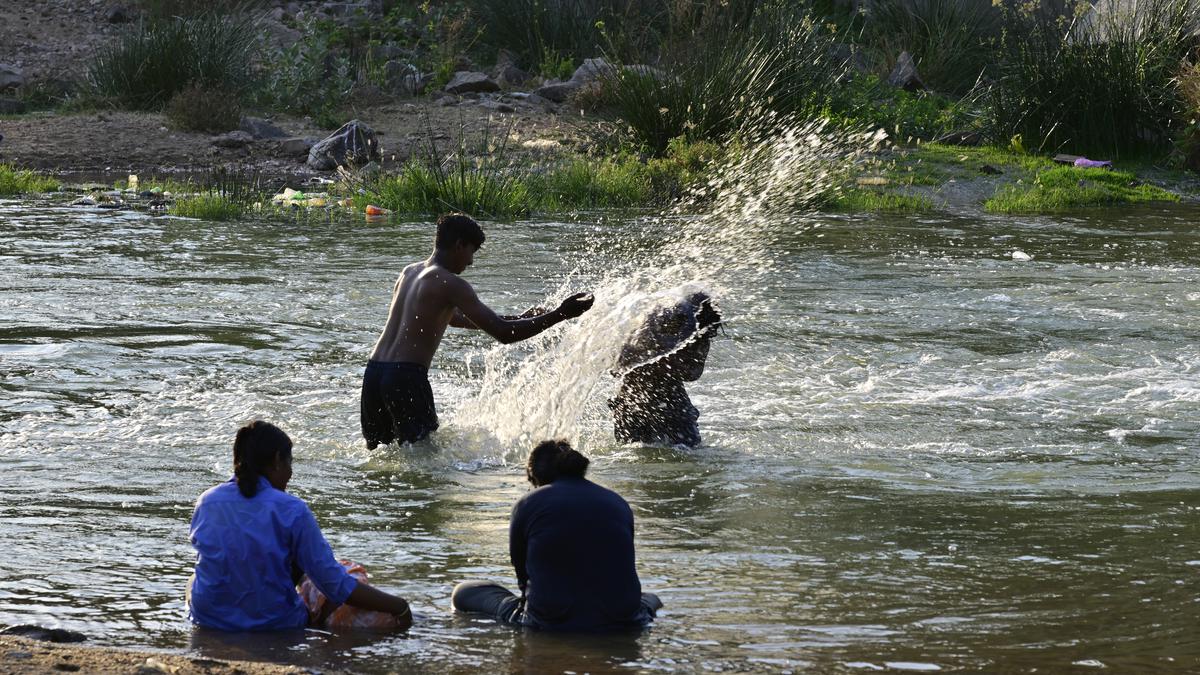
left=862, top=0, right=1001, bottom=95
left=601, top=7, right=844, bottom=155
left=984, top=166, right=1178, bottom=212
left=0, top=164, right=60, bottom=195
left=985, top=0, right=1200, bottom=158
left=253, top=17, right=354, bottom=126
left=831, top=75, right=973, bottom=142
left=165, top=84, right=241, bottom=132
left=87, top=11, right=257, bottom=110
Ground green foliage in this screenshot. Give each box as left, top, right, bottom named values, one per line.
left=825, top=188, right=934, bottom=212
left=170, top=193, right=246, bottom=220
left=538, top=48, right=576, bottom=80
left=831, top=75, right=971, bottom=142
left=165, top=84, right=241, bottom=132
left=603, top=8, right=844, bottom=155
left=985, top=0, right=1200, bottom=158
left=862, top=0, right=1001, bottom=95
left=363, top=161, right=530, bottom=218
left=252, top=17, right=354, bottom=126
left=984, top=167, right=1178, bottom=212
left=86, top=11, right=257, bottom=110
left=0, top=164, right=60, bottom=195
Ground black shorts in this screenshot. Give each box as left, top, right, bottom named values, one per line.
left=360, top=360, right=438, bottom=447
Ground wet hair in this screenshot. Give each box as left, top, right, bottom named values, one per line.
left=434, top=213, right=485, bottom=250
left=526, top=439, right=590, bottom=486
left=232, top=420, right=293, bottom=498
left=689, top=292, right=722, bottom=336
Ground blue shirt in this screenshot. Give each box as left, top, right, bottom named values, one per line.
left=510, top=477, right=649, bottom=631
left=188, top=477, right=358, bottom=631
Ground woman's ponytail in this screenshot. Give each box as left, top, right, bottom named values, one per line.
left=526, top=439, right=589, bottom=486
left=231, top=420, right=292, bottom=498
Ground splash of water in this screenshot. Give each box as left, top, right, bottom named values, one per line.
left=453, top=116, right=887, bottom=458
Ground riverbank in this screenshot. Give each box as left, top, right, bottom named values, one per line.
left=0, top=635, right=313, bottom=675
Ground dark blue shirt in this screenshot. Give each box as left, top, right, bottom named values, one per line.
left=188, top=477, right=358, bottom=631
left=509, top=477, right=647, bottom=631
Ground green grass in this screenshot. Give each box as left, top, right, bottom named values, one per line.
left=916, top=143, right=1054, bottom=173
left=825, top=188, right=934, bottom=212
left=984, top=167, right=1178, bottom=212
left=0, top=164, right=60, bottom=195
left=170, top=193, right=246, bottom=220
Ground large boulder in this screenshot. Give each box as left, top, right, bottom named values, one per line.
left=887, top=51, right=924, bottom=92
left=307, top=119, right=381, bottom=170
left=444, top=71, right=499, bottom=95
left=239, top=116, right=288, bottom=140
left=570, top=57, right=617, bottom=84
left=533, top=81, right=578, bottom=103
left=0, top=64, right=24, bottom=91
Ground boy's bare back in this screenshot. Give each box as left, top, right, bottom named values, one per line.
left=369, top=261, right=463, bottom=367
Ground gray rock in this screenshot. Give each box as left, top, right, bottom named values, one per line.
left=444, top=71, right=499, bottom=95
left=307, top=119, right=381, bottom=171
left=277, top=137, right=316, bottom=157
left=887, top=51, right=924, bottom=92
left=533, top=80, right=579, bottom=103
left=479, top=100, right=515, bottom=113
left=570, top=57, right=616, bottom=84
left=0, top=625, right=87, bottom=643
left=0, top=97, right=25, bottom=114
left=0, top=64, right=24, bottom=91
left=106, top=5, right=132, bottom=22
left=452, top=54, right=474, bottom=72
left=211, top=130, right=254, bottom=148
left=494, top=63, right=530, bottom=88
left=239, top=116, right=288, bottom=140
left=384, top=61, right=420, bottom=96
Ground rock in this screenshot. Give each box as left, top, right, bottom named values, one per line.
left=383, top=61, right=421, bottom=95
left=0, top=625, right=87, bottom=643
left=479, top=100, right=515, bottom=113
left=262, top=19, right=303, bottom=49
left=278, top=137, right=317, bottom=157
left=887, top=50, right=924, bottom=92
left=0, top=97, right=25, bottom=114
left=494, top=63, right=530, bottom=88
left=570, top=57, right=616, bottom=84
left=444, top=71, right=499, bottom=95
left=452, top=54, right=473, bottom=72
left=307, top=119, right=381, bottom=170
left=533, top=81, right=580, bottom=103
left=105, top=5, right=132, bottom=22
left=0, top=64, right=24, bottom=91
left=211, top=130, right=254, bottom=148
left=239, top=116, right=288, bottom=140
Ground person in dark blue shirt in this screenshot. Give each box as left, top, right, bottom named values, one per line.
left=451, top=440, right=662, bottom=631
left=188, top=420, right=412, bottom=631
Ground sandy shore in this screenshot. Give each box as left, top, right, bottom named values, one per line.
left=0, top=635, right=319, bottom=675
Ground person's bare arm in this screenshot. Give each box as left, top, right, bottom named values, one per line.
left=450, top=279, right=593, bottom=344
left=345, top=583, right=413, bottom=629
left=448, top=305, right=549, bottom=329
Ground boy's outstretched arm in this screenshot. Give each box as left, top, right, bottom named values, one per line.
left=450, top=279, right=593, bottom=344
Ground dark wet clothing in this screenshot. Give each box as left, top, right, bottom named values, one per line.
left=454, top=477, right=658, bottom=632
left=451, top=581, right=661, bottom=630
left=360, top=360, right=438, bottom=447
left=610, top=379, right=701, bottom=447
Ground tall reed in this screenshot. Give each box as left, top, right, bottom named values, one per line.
left=986, top=0, right=1200, bottom=158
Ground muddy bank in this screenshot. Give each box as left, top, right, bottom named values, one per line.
left=0, top=635, right=325, bottom=675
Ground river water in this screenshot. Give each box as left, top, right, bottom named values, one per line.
left=1, top=197, right=1198, bottom=673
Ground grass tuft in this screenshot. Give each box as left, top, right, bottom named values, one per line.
left=826, top=188, right=934, bottom=212
left=0, top=165, right=60, bottom=195
left=170, top=194, right=246, bottom=220
left=984, top=167, right=1178, bottom=212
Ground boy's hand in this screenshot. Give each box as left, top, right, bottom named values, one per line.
left=557, top=292, right=594, bottom=319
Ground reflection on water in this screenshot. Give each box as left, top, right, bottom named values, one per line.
left=1, top=197, right=1199, bottom=672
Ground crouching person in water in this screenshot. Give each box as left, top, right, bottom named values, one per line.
left=188, top=420, right=412, bottom=631
left=451, top=440, right=662, bottom=631
left=610, top=292, right=722, bottom=447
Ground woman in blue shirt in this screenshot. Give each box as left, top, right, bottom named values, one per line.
left=188, top=420, right=411, bottom=631
left=451, top=440, right=661, bottom=631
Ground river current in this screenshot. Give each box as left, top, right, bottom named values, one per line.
left=1, top=198, right=1198, bottom=673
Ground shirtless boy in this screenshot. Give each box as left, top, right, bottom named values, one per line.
left=361, top=213, right=594, bottom=448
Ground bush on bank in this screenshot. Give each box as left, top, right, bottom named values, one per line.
left=0, top=165, right=60, bottom=195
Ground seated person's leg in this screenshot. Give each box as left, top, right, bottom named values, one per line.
left=451, top=581, right=524, bottom=624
